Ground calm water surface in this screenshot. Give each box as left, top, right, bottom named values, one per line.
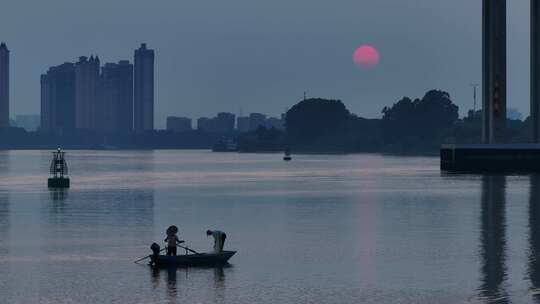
left=0, top=150, right=538, bottom=303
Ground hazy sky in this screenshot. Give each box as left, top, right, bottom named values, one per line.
left=0, top=0, right=533, bottom=128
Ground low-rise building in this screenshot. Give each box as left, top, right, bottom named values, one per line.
left=167, top=116, right=192, bottom=132
left=265, top=117, right=285, bottom=130
left=197, top=117, right=211, bottom=131
left=15, top=115, right=40, bottom=131
left=249, top=113, right=266, bottom=131
left=236, top=113, right=284, bottom=132
left=197, top=113, right=235, bottom=133
left=215, top=112, right=235, bottom=132
left=237, top=116, right=250, bottom=132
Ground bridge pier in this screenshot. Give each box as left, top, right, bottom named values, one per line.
left=532, top=0, right=540, bottom=142
left=482, top=0, right=506, bottom=144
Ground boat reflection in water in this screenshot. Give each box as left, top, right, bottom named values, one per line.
left=213, top=266, right=225, bottom=285
left=530, top=175, right=540, bottom=303
left=149, top=265, right=230, bottom=301
left=478, top=175, right=509, bottom=303
left=166, top=267, right=177, bottom=299
left=150, top=266, right=178, bottom=299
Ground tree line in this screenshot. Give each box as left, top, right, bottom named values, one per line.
left=239, top=90, right=531, bottom=154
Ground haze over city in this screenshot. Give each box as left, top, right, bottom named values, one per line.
left=1, top=0, right=534, bottom=128
left=7, top=1, right=540, bottom=303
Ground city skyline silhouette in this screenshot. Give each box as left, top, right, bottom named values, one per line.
left=1, top=0, right=535, bottom=128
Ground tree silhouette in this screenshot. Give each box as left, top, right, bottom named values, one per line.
left=286, top=98, right=351, bottom=141
left=381, top=90, right=458, bottom=144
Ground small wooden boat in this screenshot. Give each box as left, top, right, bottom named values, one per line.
left=283, top=148, right=292, bottom=161
left=151, top=251, right=236, bottom=267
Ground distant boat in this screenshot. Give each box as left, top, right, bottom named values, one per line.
left=283, top=148, right=292, bottom=161
left=212, top=138, right=238, bottom=152
left=48, top=148, right=70, bottom=188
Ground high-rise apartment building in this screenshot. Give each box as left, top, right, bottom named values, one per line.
left=75, top=56, right=100, bottom=130
left=0, top=42, right=9, bottom=128
left=134, top=43, right=154, bottom=131
left=40, top=63, right=76, bottom=133
left=101, top=61, right=133, bottom=133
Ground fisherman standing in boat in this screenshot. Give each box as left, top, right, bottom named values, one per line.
left=164, top=226, right=184, bottom=256
left=207, top=230, right=227, bottom=253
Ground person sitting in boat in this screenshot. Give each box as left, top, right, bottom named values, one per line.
left=164, top=226, right=184, bottom=256
left=207, top=230, right=227, bottom=253
left=150, top=242, right=161, bottom=266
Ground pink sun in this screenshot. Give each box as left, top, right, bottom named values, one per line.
left=353, top=45, right=380, bottom=68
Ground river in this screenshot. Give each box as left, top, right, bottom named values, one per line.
left=0, top=150, right=537, bottom=303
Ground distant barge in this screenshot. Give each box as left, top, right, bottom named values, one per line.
left=441, top=144, right=540, bottom=173
left=212, top=139, right=238, bottom=152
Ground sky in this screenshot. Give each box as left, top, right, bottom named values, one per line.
left=0, top=0, right=533, bottom=128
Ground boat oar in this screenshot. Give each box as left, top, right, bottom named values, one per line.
left=134, top=247, right=166, bottom=264
left=177, top=244, right=203, bottom=255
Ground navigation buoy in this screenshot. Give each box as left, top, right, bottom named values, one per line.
left=48, top=148, right=70, bottom=188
